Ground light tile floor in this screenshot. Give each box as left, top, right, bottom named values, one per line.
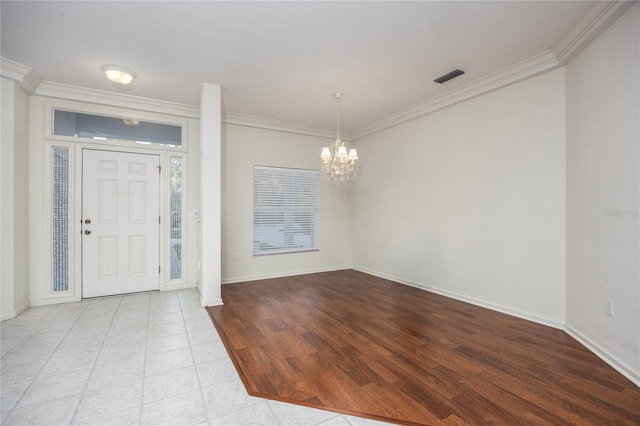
left=1, top=288, right=393, bottom=426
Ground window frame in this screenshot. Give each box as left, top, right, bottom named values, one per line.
left=44, top=100, right=188, bottom=154
left=45, top=142, right=76, bottom=299
left=167, top=154, right=187, bottom=282
left=52, top=109, right=183, bottom=148
left=253, top=165, right=320, bottom=256
left=37, top=97, right=195, bottom=304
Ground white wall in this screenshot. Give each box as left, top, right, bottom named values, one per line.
left=566, top=3, right=639, bottom=383
left=1, top=77, right=31, bottom=320
left=222, top=124, right=351, bottom=283
left=351, top=69, right=567, bottom=327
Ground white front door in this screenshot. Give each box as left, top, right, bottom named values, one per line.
left=82, top=149, right=160, bottom=298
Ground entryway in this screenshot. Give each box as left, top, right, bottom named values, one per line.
left=82, top=149, right=160, bottom=298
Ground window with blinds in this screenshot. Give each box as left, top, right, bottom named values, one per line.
left=253, top=166, right=319, bottom=256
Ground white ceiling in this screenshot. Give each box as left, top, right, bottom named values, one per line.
left=0, top=1, right=605, bottom=133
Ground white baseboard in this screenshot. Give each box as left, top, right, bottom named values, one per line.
left=201, top=298, right=223, bottom=307
left=221, top=265, right=351, bottom=285
left=352, top=266, right=564, bottom=330
left=0, top=301, right=31, bottom=321
left=564, top=324, right=640, bottom=387
left=14, top=302, right=30, bottom=318
left=161, top=282, right=196, bottom=292
left=218, top=265, right=640, bottom=387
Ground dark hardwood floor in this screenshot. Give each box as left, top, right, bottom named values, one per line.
left=206, top=270, right=640, bottom=425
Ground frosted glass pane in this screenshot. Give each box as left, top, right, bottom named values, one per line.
left=54, top=110, right=181, bottom=146
left=170, top=157, right=182, bottom=280
left=52, top=147, right=69, bottom=292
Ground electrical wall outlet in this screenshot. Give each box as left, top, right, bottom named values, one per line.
left=606, top=299, right=614, bottom=316
left=390, top=251, right=396, bottom=260
left=232, top=252, right=237, bottom=261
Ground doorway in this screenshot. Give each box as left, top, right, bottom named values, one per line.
left=82, top=149, right=160, bottom=298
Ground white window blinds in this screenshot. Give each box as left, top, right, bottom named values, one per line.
left=253, top=166, right=319, bottom=256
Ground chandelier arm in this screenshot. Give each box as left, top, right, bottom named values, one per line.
left=321, top=91, right=357, bottom=181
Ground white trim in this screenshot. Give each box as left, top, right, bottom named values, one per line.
left=2, top=1, right=629, bottom=141
left=220, top=265, right=640, bottom=387
left=352, top=51, right=559, bottom=140
left=44, top=141, right=78, bottom=301
left=43, top=99, right=189, bottom=153
left=31, top=84, right=340, bottom=141
left=164, top=153, right=188, bottom=289
left=31, top=96, right=197, bottom=306
left=552, top=0, right=635, bottom=65
left=352, top=266, right=565, bottom=330
left=0, top=57, right=41, bottom=94
left=201, top=298, right=223, bottom=307
left=565, top=324, right=640, bottom=387
left=0, top=302, right=31, bottom=321
left=163, top=282, right=195, bottom=291
left=30, top=298, right=75, bottom=307
left=352, top=1, right=632, bottom=140
left=36, top=81, right=200, bottom=119
left=221, top=265, right=351, bottom=285
left=224, top=111, right=348, bottom=140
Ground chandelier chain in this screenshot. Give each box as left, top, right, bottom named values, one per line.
left=336, top=93, right=342, bottom=141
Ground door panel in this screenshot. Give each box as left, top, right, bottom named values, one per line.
left=83, top=149, right=160, bottom=298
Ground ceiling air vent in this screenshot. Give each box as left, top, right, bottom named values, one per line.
left=433, top=68, right=465, bottom=84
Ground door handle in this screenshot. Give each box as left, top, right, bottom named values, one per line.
left=84, top=230, right=91, bottom=235
left=84, top=219, right=91, bottom=224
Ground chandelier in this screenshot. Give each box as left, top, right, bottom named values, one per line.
left=320, top=92, right=358, bottom=182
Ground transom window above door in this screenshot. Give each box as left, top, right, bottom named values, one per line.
left=53, top=109, right=182, bottom=147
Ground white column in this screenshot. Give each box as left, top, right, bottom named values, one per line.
left=1, top=77, right=30, bottom=320
left=199, top=83, right=223, bottom=306
left=1, top=78, right=16, bottom=319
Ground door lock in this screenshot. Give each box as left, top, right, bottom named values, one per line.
left=84, top=230, right=91, bottom=235
left=84, top=219, right=91, bottom=224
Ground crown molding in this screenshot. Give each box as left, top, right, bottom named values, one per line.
left=352, top=0, right=632, bottom=140
left=224, top=111, right=348, bottom=140
left=2, top=1, right=632, bottom=139
left=35, top=81, right=200, bottom=119
left=552, top=0, right=636, bottom=65
left=1, top=57, right=42, bottom=94
left=31, top=81, right=345, bottom=138
left=352, top=51, right=558, bottom=140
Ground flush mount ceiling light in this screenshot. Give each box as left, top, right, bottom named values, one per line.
left=122, top=118, right=140, bottom=126
left=320, top=92, right=358, bottom=185
left=101, top=64, right=137, bottom=86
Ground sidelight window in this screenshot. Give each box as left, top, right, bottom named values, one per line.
left=52, top=147, right=70, bottom=292
left=169, top=156, right=183, bottom=280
